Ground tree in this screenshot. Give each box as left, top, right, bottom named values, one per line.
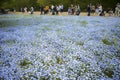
left=0, top=0, right=119, bottom=11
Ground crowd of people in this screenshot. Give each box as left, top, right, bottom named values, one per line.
left=68, top=4, right=80, bottom=15
left=20, top=4, right=64, bottom=15
left=19, top=3, right=120, bottom=17
left=115, top=3, right=120, bottom=16
left=87, top=3, right=103, bottom=16
left=21, top=7, right=34, bottom=14
left=87, top=2, right=120, bottom=16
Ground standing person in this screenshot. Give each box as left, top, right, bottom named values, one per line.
left=98, top=4, right=102, bottom=16
left=30, top=7, right=34, bottom=14
left=44, top=6, right=49, bottom=15
left=21, top=8, right=24, bottom=13
left=74, top=5, right=77, bottom=15
left=108, top=8, right=113, bottom=16
left=59, top=5, right=62, bottom=13
left=91, top=5, right=95, bottom=15
left=115, top=6, right=119, bottom=16
left=40, top=6, right=44, bottom=15
left=76, top=4, right=81, bottom=16
left=68, top=7, right=71, bottom=15
left=21, top=8, right=23, bottom=12
left=95, top=4, right=99, bottom=15
left=115, top=3, right=120, bottom=16
left=24, top=7, right=27, bottom=13
left=56, top=5, right=59, bottom=15
left=61, top=4, right=64, bottom=12
left=51, top=5, right=55, bottom=15
left=71, top=4, right=74, bottom=15
left=87, top=3, right=91, bottom=16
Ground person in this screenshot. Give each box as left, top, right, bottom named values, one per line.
left=51, top=5, right=55, bottom=15
left=71, top=4, right=74, bottom=15
left=40, top=6, right=44, bottom=15
left=74, top=5, right=77, bottom=15
left=99, top=10, right=105, bottom=16
left=59, top=5, right=61, bottom=13
left=87, top=3, right=91, bottom=16
left=115, top=3, right=120, bottom=16
left=56, top=5, right=59, bottom=15
left=24, top=7, right=27, bottom=13
left=108, top=8, right=113, bottom=16
left=21, top=8, right=24, bottom=13
left=98, top=4, right=102, bottom=16
left=68, top=7, right=71, bottom=15
left=30, top=7, right=34, bottom=14
left=95, top=4, right=99, bottom=15
left=44, top=6, right=49, bottom=15
left=76, top=4, right=81, bottom=15
left=61, top=4, right=64, bottom=12
left=91, top=5, right=95, bottom=15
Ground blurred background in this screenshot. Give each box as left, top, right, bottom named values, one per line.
left=0, top=0, right=119, bottom=12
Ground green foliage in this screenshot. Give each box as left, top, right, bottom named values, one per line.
left=56, top=78, right=61, bottom=80
left=0, top=76, right=4, bottom=80
left=102, top=39, right=112, bottom=45
left=40, top=76, right=50, bottom=80
left=56, top=57, right=63, bottom=64
left=103, top=68, right=114, bottom=78
left=93, top=51, right=100, bottom=56
left=0, top=20, right=18, bottom=28
left=0, top=46, right=2, bottom=51
left=81, top=21, right=88, bottom=26
left=4, top=39, right=16, bottom=46
left=0, top=0, right=119, bottom=11
left=76, top=41, right=84, bottom=46
left=50, top=71, right=56, bottom=75
left=28, top=74, right=38, bottom=79
left=20, top=76, right=31, bottom=80
left=63, top=48, right=69, bottom=53
left=56, top=29, right=63, bottom=33
left=19, top=58, right=33, bottom=69
left=20, top=73, right=38, bottom=80
left=42, top=27, right=52, bottom=31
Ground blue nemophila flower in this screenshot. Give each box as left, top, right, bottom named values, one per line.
left=0, top=14, right=120, bottom=80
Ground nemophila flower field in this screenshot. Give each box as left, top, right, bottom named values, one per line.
left=0, top=14, right=120, bottom=80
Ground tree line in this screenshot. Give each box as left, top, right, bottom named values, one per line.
left=0, top=0, right=119, bottom=11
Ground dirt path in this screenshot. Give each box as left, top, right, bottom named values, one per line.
left=9, top=11, right=116, bottom=17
